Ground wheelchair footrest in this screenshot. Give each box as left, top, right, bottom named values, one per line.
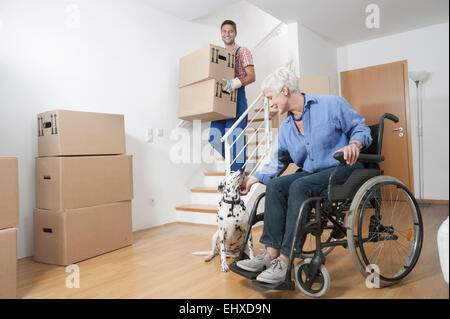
left=252, top=280, right=295, bottom=291
left=229, top=261, right=261, bottom=280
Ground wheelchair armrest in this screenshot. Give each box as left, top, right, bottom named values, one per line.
left=333, top=152, right=385, bottom=164
left=279, top=154, right=293, bottom=165
left=276, top=154, right=293, bottom=177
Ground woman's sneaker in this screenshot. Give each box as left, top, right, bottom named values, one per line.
left=256, top=256, right=288, bottom=284
left=236, top=250, right=272, bottom=272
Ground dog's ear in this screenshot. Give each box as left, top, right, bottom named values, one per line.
left=239, top=167, right=245, bottom=175
left=217, top=182, right=224, bottom=193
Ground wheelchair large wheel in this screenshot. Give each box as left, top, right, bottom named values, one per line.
left=346, top=176, right=423, bottom=287
left=294, top=258, right=330, bottom=297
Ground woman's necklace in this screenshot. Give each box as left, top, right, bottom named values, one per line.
left=292, top=93, right=305, bottom=121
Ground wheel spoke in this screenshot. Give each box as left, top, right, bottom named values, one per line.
left=391, top=239, right=409, bottom=268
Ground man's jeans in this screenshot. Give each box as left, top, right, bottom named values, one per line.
left=260, top=162, right=363, bottom=258
left=209, top=86, right=248, bottom=172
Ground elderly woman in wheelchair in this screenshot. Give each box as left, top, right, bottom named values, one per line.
left=231, top=67, right=423, bottom=297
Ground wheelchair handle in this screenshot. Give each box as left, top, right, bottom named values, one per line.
left=376, top=113, right=399, bottom=154
left=383, top=113, right=399, bottom=123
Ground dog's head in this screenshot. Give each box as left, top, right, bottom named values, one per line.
left=217, top=167, right=245, bottom=195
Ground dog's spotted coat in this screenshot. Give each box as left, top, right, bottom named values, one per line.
left=195, top=169, right=254, bottom=272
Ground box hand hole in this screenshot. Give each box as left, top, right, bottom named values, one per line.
left=43, top=228, right=53, bottom=233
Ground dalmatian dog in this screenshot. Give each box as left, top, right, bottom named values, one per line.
left=193, top=168, right=254, bottom=272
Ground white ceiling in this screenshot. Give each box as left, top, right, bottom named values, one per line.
left=193, top=1, right=282, bottom=50
left=248, top=0, right=449, bottom=45
left=143, top=0, right=240, bottom=21
left=145, top=0, right=449, bottom=46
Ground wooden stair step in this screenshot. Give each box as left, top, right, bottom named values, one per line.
left=248, top=140, right=267, bottom=145
left=204, top=171, right=250, bottom=176
left=175, top=204, right=218, bottom=214
left=246, top=128, right=265, bottom=132
left=190, top=187, right=218, bottom=194
left=252, top=117, right=272, bottom=122
left=254, top=107, right=279, bottom=114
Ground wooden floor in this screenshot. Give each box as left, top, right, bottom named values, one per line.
left=18, top=204, right=449, bottom=299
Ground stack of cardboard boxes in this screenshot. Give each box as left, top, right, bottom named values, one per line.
left=33, top=110, right=134, bottom=266
left=178, top=44, right=237, bottom=121
left=0, top=157, right=19, bottom=299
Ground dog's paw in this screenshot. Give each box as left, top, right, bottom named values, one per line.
left=204, top=255, right=214, bottom=262
left=221, top=263, right=230, bottom=272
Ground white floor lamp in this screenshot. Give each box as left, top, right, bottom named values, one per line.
left=409, top=70, right=430, bottom=205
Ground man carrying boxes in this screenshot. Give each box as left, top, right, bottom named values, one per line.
left=209, top=20, right=255, bottom=172
left=34, top=110, right=134, bottom=266
left=178, top=20, right=255, bottom=171
left=0, top=157, right=19, bottom=299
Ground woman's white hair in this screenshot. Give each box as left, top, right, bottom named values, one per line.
left=260, top=66, right=300, bottom=94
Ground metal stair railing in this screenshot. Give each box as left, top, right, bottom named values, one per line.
left=222, top=59, right=294, bottom=175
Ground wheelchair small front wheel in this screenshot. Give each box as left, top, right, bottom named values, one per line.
left=294, top=258, right=330, bottom=297
left=346, top=175, right=423, bottom=287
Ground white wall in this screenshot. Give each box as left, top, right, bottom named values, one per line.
left=337, top=22, right=449, bottom=200
left=287, top=22, right=300, bottom=78
left=0, top=0, right=218, bottom=258
left=298, top=24, right=339, bottom=95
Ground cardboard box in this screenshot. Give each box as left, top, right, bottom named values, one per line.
left=0, top=228, right=17, bottom=299
left=0, top=158, right=19, bottom=230
left=37, top=110, right=126, bottom=157
left=179, top=44, right=235, bottom=88
left=33, top=201, right=132, bottom=266
left=178, top=78, right=237, bottom=121
left=36, top=155, right=133, bottom=210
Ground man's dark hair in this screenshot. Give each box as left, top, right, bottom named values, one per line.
left=221, top=20, right=237, bottom=33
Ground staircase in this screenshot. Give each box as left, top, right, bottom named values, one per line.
left=175, top=107, right=276, bottom=225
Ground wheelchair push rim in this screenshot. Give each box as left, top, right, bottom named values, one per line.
left=347, top=175, right=423, bottom=286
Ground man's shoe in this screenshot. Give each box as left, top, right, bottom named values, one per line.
left=236, top=250, right=272, bottom=272
left=255, top=257, right=288, bottom=284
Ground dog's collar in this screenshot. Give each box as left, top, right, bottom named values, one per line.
left=221, top=197, right=242, bottom=205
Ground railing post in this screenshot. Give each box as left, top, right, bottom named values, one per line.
left=224, top=141, right=231, bottom=175
left=264, top=97, right=270, bottom=156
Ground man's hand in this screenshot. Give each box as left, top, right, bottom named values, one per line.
left=240, top=176, right=260, bottom=196
left=334, top=141, right=362, bottom=166
left=222, top=77, right=242, bottom=94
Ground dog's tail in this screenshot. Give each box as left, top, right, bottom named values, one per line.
left=192, top=251, right=212, bottom=256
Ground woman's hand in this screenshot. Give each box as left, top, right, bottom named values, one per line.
left=240, top=176, right=260, bottom=196
left=335, top=142, right=361, bottom=166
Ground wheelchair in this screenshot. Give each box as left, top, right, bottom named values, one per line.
left=230, top=113, right=424, bottom=297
